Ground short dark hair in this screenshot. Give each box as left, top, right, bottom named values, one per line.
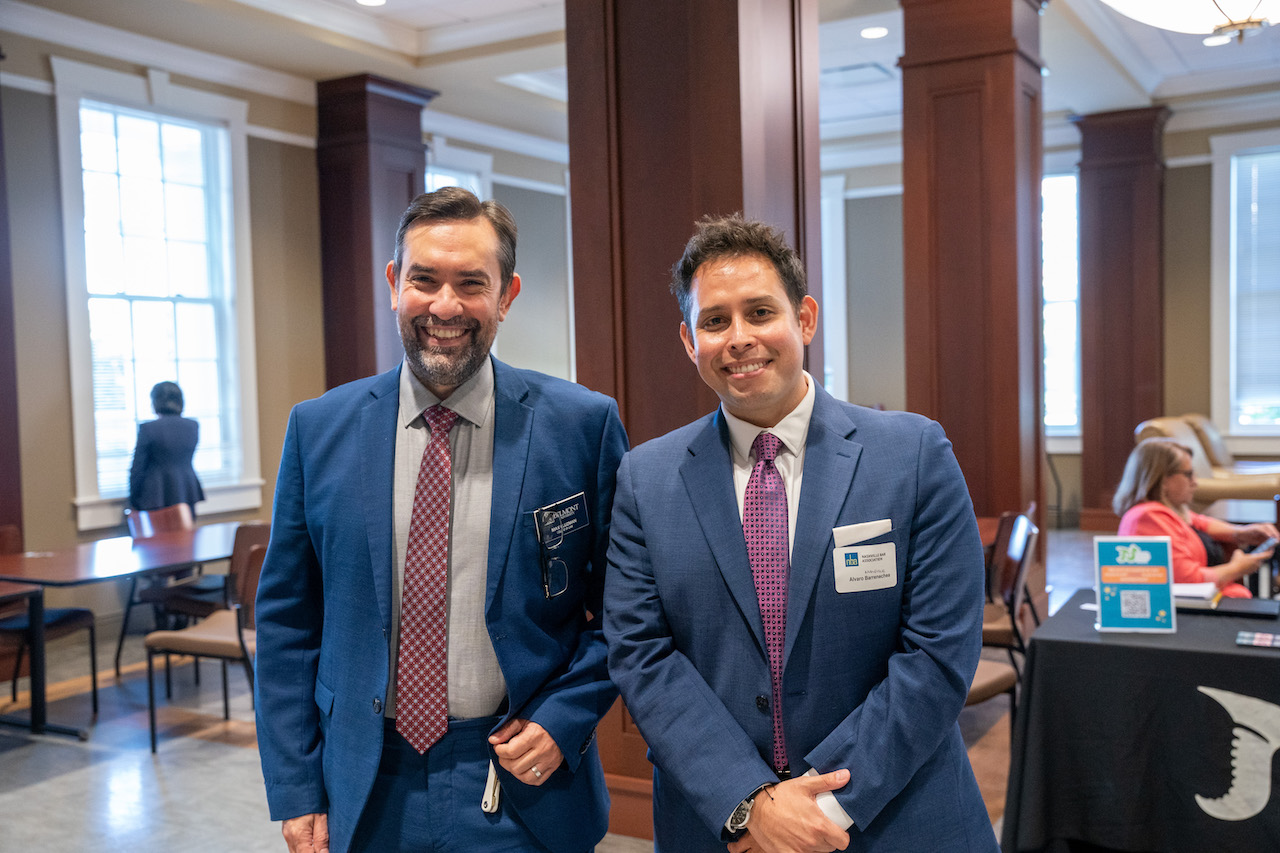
left=391, top=186, right=517, bottom=289
left=150, top=381, right=184, bottom=416
left=670, top=213, right=807, bottom=326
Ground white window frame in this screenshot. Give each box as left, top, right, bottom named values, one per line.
left=52, top=56, right=262, bottom=530
left=1210, top=128, right=1280, bottom=455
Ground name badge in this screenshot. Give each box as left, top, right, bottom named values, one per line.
left=535, top=492, right=589, bottom=547
left=833, top=543, right=897, bottom=593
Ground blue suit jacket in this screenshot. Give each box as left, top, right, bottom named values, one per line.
left=255, top=359, right=628, bottom=853
left=604, top=387, right=996, bottom=852
left=128, top=415, right=205, bottom=511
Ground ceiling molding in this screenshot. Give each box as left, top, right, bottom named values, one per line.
left=1059, top=0, right=1164, bottom=94
left=0, top=0, right=316, bottom=105
left=226, top=0, right=415, bottom=54
left=422, top=108, right=568, bottom=164
left=418, top=6, right=565, bottom=55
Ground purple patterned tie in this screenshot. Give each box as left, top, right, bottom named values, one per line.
left=744, top=431, right=789, bottom=772
left=396, top=404, right=457, bottom=754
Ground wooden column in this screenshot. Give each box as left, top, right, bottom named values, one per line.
left=316, top=75, right=437, bottom=390
left=0, top=74, right=22, bottom=536
left=900, top=0, right=1045, bottom=521
left=565, top=0, right=821, bottom=836
left=566, top=0, right=822, bottom=446
left=1076, top=107, right=1169, bottom=530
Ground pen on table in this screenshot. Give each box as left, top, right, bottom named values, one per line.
left=1211, top=590, right=1224, bottom=610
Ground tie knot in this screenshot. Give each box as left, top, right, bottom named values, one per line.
left=424, top=404, right=457, bottom=439
left=752, top=431, right=782, bottom=464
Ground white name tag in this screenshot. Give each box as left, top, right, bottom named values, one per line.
left=833, top=543, right=897, bottom=593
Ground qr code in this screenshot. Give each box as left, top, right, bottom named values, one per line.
left=1120, top=589, right=1151, bottom=619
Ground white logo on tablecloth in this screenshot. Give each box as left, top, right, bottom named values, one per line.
left=1196, top=686, right=1280, bottom=821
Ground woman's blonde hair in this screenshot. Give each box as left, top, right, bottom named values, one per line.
left=1112, top=437, right=1195, bottom=517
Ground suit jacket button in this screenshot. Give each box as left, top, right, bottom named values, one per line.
left=372, top=698, right=383, bottom=714
left=756, top=695, right=769, bottom=713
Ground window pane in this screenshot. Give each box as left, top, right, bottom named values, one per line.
left=132, top=301, right=176, bottom=363
left=116, top=115, right=161, bottom=179
left=82, top=172, right=121, bottom=235
left=161, top=123, right=205, bottom=186
left=80, top=107, right=119, bottom=174
left=1042, top=173, right=1081, bottom=433
left=84, top=231, right=125, bottom=295
left=122, top=236, right=168, bottom=297
left=168, top=242, right=210, bottom=298
left=165, top=184, right=207, bottom=243
left=119, top=176, right=165, bottom=238
left=176, top=302, right=218, bottom=361
left=1232, top=150, right=1280, bottom=430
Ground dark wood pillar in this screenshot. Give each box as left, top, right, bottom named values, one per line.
left=565, top=0, right=821, bottom=836
left=566, top=0, right=822, bottom=446
left=316, top=75, right=437, bottom=389
left=900, top=0, right=1046, bottom=522
left=1076, top=107, right=1170, bottom=530
left=0, top=73, right=22, bottom=536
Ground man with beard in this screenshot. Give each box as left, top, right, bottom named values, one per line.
left=255, top=187, right=628, bottom=853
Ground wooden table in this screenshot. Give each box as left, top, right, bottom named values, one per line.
left=0, top=581, right=49, bottom=735
left=0, top=523, right=239, bottom=737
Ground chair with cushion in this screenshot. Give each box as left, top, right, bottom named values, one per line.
left=966, top=657, right=1019, bottom=735
left=982, top=513, right=1039, bottom=679
left=1135, top=417, right=1280, bottom=510
left=144, top=542, right=266, bottom=751
left=1181, top=414, right=1280, bottom=476
left=0, top=524, right=98, bottom=715
left=115, top=503, right=218, bottom=677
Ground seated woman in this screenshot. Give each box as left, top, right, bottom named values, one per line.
left=1114, top=438, right=1277, bottom=598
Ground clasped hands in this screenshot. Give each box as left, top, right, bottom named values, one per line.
left=727, top=768, right=851, bottom=853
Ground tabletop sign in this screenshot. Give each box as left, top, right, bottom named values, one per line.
left=1094, top=536, right=1176, bottom=633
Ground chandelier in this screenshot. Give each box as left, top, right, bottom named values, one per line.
left=1097, top=0, right=1277, bottom=41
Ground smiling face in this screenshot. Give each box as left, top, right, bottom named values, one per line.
left=679, top=253, right=818, bottom=428
left=386, top=217, right=520, bottom=399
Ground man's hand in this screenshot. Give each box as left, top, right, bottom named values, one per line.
left=281, top=813, right=329, bottom=853
left=727, top=770, right=851, bottom=853
left=489, top=718, right=564, bottom=787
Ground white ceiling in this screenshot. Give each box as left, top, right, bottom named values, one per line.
left=8, top=0, right=1280, bottom=164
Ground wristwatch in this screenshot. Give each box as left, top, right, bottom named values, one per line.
left=727, top=785, right=770, bottom=833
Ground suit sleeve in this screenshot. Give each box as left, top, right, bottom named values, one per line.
left=803, top=420, right=985, bottom=830
left=254, top=406, right=328, bottom=821
left=520, top=399, right=629, bottom=772
left=604, top=452, right=781, bottom=838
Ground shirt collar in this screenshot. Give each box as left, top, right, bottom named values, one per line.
left=398, top=356, right=495, bottom=430
left=723, top=371, right=817, bottom=463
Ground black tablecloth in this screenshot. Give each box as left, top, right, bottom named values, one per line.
left=1002, top=589, right=1280, bottom=852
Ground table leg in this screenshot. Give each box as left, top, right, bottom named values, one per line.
left=0, top=589, right=88, bottom=739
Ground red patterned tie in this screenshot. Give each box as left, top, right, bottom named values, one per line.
left=744, top=431, right=789, bottom=772
left=396, top=404, right=457, bottom=754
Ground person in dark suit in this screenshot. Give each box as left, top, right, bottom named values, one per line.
left=254, top=187, right=628, bottom=853
left=603, top=215, right=996, bottom=852
left=128, top=380, right=204, bottom=513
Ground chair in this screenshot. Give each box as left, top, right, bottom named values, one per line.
left=144, top=542, right=266, bottom=752
left=115, top=503, right=212, bottom=677
left=0, top=524, right=98, bottom=714
left=1135, top=417, right=1280, bottom=510
left=965, top=658, right=1019, bottom=735
left=1182, top=414, right=1280, bottom=476
left=982, top=514, right=1040, bottom=679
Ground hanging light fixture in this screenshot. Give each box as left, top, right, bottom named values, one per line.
left=1097, top=0, right=1278, bottom=42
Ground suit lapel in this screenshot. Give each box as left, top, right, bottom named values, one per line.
left=785, top=390, right=861, bottom=662
left=487, top=360, right=532, bottom=611
left=680, top=412, right=768, bottom=657
left=362, top=366, right=402, bottom=633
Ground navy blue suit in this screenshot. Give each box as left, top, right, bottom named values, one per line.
left=604, top=387, right=996, bottom=851
left=255, top=359, right=627, bottom=853
left=128, top=414, right=204, bottom=511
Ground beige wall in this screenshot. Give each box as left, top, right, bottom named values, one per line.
left=2, top=70, right=325, bottom=613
